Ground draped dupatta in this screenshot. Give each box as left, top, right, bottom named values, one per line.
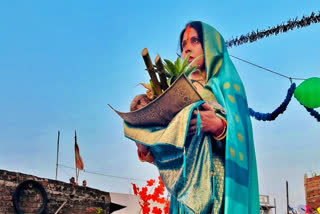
left=124, top=22, right=260, bottom=214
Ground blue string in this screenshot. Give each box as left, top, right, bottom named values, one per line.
left=249, top=83, right=296, bottom=121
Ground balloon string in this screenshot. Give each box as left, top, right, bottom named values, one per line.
left=230, top=55, right=306, bottom=82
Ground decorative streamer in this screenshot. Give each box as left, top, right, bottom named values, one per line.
left=249, top=83, right=320, bottom=122
left=197, top=108, right=201, bottom=136
left=212, top=177, right=215, bottom=200
left=183, top=147, right=186, bottom=178
left=303, top=106, right=320, bottom=122
left=248, top=83, right=296, bottom=121
left=226, top=11, right=320, bottom=48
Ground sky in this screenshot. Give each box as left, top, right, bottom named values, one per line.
left=0, top=1, right=319, bottom=213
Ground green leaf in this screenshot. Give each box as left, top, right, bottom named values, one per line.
left=184, top=55, right=203, bottom=72
left=138, top=82, right=152, bottom=91
left=163, top=64, right=170, bottom=76
left=175, top=56, right=182, bottom=74
left=191, top=79, right=204, bottom=87
left=149, top=79, right=157, bottom=98
left=184, top=65, right=198, bottom=77
left=181, top=54, right=191, bottom=72
left=163, top=55, right=205, bottom=87
left=165, top=70, right=171, bottom=78
left=167, top=77, right=176, bottom=85
left=194, top=68, right=206, bottom=81
left=164, top=59, right=177, bottom=78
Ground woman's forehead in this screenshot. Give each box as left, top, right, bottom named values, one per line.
left=182, top=27, right=198, bottom=40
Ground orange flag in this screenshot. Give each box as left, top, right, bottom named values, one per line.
left=74, top=131, right=84, bottom=170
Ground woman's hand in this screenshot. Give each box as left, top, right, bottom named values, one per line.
left=135, top=142, right=149, bottom=154
left=135, top=142, right=154, bottom=163
left=188, top=103, right=224, bottom=136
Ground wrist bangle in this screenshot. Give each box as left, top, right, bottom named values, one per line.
left=213, top=116, right=227, bottom=141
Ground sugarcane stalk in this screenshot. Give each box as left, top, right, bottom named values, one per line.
left=155, top=54, right=169, bottom=91
left=141, top=48, right=162, bottom=96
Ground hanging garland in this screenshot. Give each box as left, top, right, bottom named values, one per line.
left=226, top=11, right=320, bottom=48
left=303, top=106, right=320, bottom=122
left=248, top=83, right=296, bottom=121
left=249, top=82, right=320, bottom=122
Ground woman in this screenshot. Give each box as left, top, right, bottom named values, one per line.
left=125, top=21, right=260, bottom=214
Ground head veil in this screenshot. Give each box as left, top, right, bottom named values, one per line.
left=200, top=22, right=260, bottom=213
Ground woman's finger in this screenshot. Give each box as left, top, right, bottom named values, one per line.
left=188, top=125, right=197, bottom=132
left=189, top=118, right=197, bottom=126
left=188, top=124, right=198, bottom=132
left=201, top=103, right=214, bottom=111
left=188, top=131, right=196, bottom=136
left=136, top=143, right=149, bottom=153
left=188, top=129, right=197, bottom=135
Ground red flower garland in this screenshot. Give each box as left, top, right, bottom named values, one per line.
left=132, top=176, right=170, bottom=214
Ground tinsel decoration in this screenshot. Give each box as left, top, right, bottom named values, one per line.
left=226, top=11, right=320, bottom=48
left=249, top=83, right=296, bottom=121
left=303, top=106, right=320, bottom=122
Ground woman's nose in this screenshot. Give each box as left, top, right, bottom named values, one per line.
left=184, top=47, right=191, bottom=54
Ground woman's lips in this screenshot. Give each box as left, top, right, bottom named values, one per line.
left=188, top=57, right=194, bottom=62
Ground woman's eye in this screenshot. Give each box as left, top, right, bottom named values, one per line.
left=182, top=41, right=187, bottom=49
left=191, top=37, right=199, bottom=44
left=182, top=37, right=199, bottom=50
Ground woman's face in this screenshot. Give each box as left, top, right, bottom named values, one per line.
left=181, top=27, right=204, bottom=70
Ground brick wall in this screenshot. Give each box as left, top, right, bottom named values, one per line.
left=304, top=174, right=320, bottom=210
left=0, top=169, right=111, bottom=214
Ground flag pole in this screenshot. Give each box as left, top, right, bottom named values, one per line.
left=75, top=130, right=77, bottom=183
left=286, top=181, right=289, bottom=214
left=55, top=130, right=60, bottom=180
left=74, top=129, right=84, bottom=184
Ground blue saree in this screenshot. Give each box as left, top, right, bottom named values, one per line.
left=124, top=22, right=260, bottom=214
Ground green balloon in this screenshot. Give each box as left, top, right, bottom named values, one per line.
left=294, top=77, right=320, bottom=108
